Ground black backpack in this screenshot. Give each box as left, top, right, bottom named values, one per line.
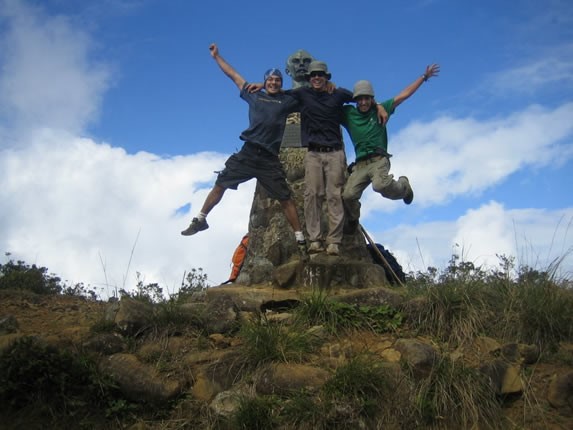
left=367, top=243, right=406, bottom=285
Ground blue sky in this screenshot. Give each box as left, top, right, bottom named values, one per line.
left=1, top=0, right=572, bottom=294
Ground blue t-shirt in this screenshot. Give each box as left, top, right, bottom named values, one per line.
left=239, top=84, right=299, bottom=155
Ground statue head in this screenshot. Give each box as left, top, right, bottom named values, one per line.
left=285, top=49, right=314, bottom=89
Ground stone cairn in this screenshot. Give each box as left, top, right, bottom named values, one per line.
left=235, top=113, right=388, bottom=290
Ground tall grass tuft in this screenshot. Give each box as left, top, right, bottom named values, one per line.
left=321, top=355, right=404, bottom=428
left=239, top=314, right=315, bottom=365
left=406, top=253, right=573, bottom=349
left=406, top=281, right=489, bottom=346
left=491, top=265, right=573, bottom=350
left=413, top=355, right=504, bottom=429
left=231, top=395, right=279, bottom=430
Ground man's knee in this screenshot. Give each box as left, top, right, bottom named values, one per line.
left=372, top=179, right=394, bottom=195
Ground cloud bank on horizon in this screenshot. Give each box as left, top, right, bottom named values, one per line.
left=0, top=0, right=571, bottom=296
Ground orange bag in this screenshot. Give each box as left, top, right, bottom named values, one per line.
left=227, top=234, right=249, bottom=283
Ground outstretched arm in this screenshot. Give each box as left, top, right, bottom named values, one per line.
left=392, top=63, right=440, bottom=109
left=209, top=43, right=246, bottom=90
left=376, top=103, right=388, bottom=125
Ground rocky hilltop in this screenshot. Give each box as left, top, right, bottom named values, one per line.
left=1, top=271, right=572, bottom=429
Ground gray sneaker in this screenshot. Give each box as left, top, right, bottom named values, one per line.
left=181, top=218, right=209, bottom=236
left=326, top=243, right=340, bottom=256
left=308, top=241, right=325, bottom=254
left=399, top=176, right=414, bottom=205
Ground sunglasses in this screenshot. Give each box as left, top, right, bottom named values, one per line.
left=309, top=71, right=327, bottom=78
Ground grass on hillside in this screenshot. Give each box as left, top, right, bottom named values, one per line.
left=1, top=254, right=572, bottom=429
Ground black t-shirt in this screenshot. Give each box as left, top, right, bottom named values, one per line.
left=287, top=87, right=353, bottom=148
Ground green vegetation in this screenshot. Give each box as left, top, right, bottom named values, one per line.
left=231, top=395, right=279, bottom=430
left=0, top=259, right=101, bottom=299
left=413, top=356, right=504, bottom=429
left=405, top=254, right=573, bottom=350
left=0, top=337, right=135, bottom=427
left=321, top=355, right=398, bottom=426
left=295, top=289, right=403, bottom=334
left=1, top=254, right=572, bottom=429
left=0, top=260, right=64, bottom=295
left=239, top=313, right=315, bottom=365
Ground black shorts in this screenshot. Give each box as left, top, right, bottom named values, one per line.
left=215, top=142, right=292, bottom=201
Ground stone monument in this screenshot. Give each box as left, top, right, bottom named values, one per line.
left=235, top=50, right=388, bottom=290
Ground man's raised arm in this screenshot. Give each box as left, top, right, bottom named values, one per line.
left=209, top=43, right=246, bottom=90
left=393, top=63, right=440, bottom=109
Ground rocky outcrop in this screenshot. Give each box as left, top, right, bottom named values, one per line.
left=1, top=292, right=573, bottom=428
left=99, top=353, right=184, bottom=403
left=236, top=147, right=388, bottom=288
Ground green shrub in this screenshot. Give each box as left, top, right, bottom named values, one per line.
left=174, top=268, right=210, bottom=302
left=0, top=336, right=131, bottom=423
left=296, top=290, right=402, bottom=334
left=152, top=299, right=206, bottom=335
left=0, top=260, right=62, bottom=295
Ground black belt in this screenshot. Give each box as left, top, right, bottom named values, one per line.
left=308, top=144, right=341, bottom=152
left=356, top=151, right=389, bottom=162
left=244, top=142, right=276, bottom=157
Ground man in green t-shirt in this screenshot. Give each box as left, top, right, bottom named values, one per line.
left=341, top=64, right=440, bottom=233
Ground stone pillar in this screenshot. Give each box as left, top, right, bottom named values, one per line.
left=235, top=114, right=388, bottom=289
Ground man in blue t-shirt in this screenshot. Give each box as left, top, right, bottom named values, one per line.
left=341, top=64, right=440, bottom=233
left=181, top=44, right=307, bottom=251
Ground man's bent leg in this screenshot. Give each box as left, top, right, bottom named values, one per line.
left=201, top=184, right=226, bottom=214
left=181, top=185, right=226, bottom=236
left=280, top=199, right=302, bottom=232
left=370, top=157, right=412, bottom=202
left=342, top=166, right=370, bottom=223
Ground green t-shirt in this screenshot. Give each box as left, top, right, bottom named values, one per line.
left=342, top=98, right=395, bottom=160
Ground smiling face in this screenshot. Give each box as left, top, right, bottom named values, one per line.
left=308, top=71, right=328, bottom=91
left=356, top=95, right=374, bottom=113
left=264, top=75, right=283, bottom=94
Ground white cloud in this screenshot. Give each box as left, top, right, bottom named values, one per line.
left=368, top=202, right=573, bottom=278
left=359, top=102, right=573, bottom=215
left=0, top=0, right=111, bottom=140
left=0, top=131, right=253, bottom=293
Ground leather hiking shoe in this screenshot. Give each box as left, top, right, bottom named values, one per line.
left=399, top=176, right=414, bottom=205
left=308, top=241, right=325, bottom=254
left=181, top=218, right=209, bottom=236
left=326, top=243, right=340, bottom=256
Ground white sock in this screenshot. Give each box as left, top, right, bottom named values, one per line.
left=294, top=231, right=305, bottom=242
left=196, top=212, right=207, bottom=221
